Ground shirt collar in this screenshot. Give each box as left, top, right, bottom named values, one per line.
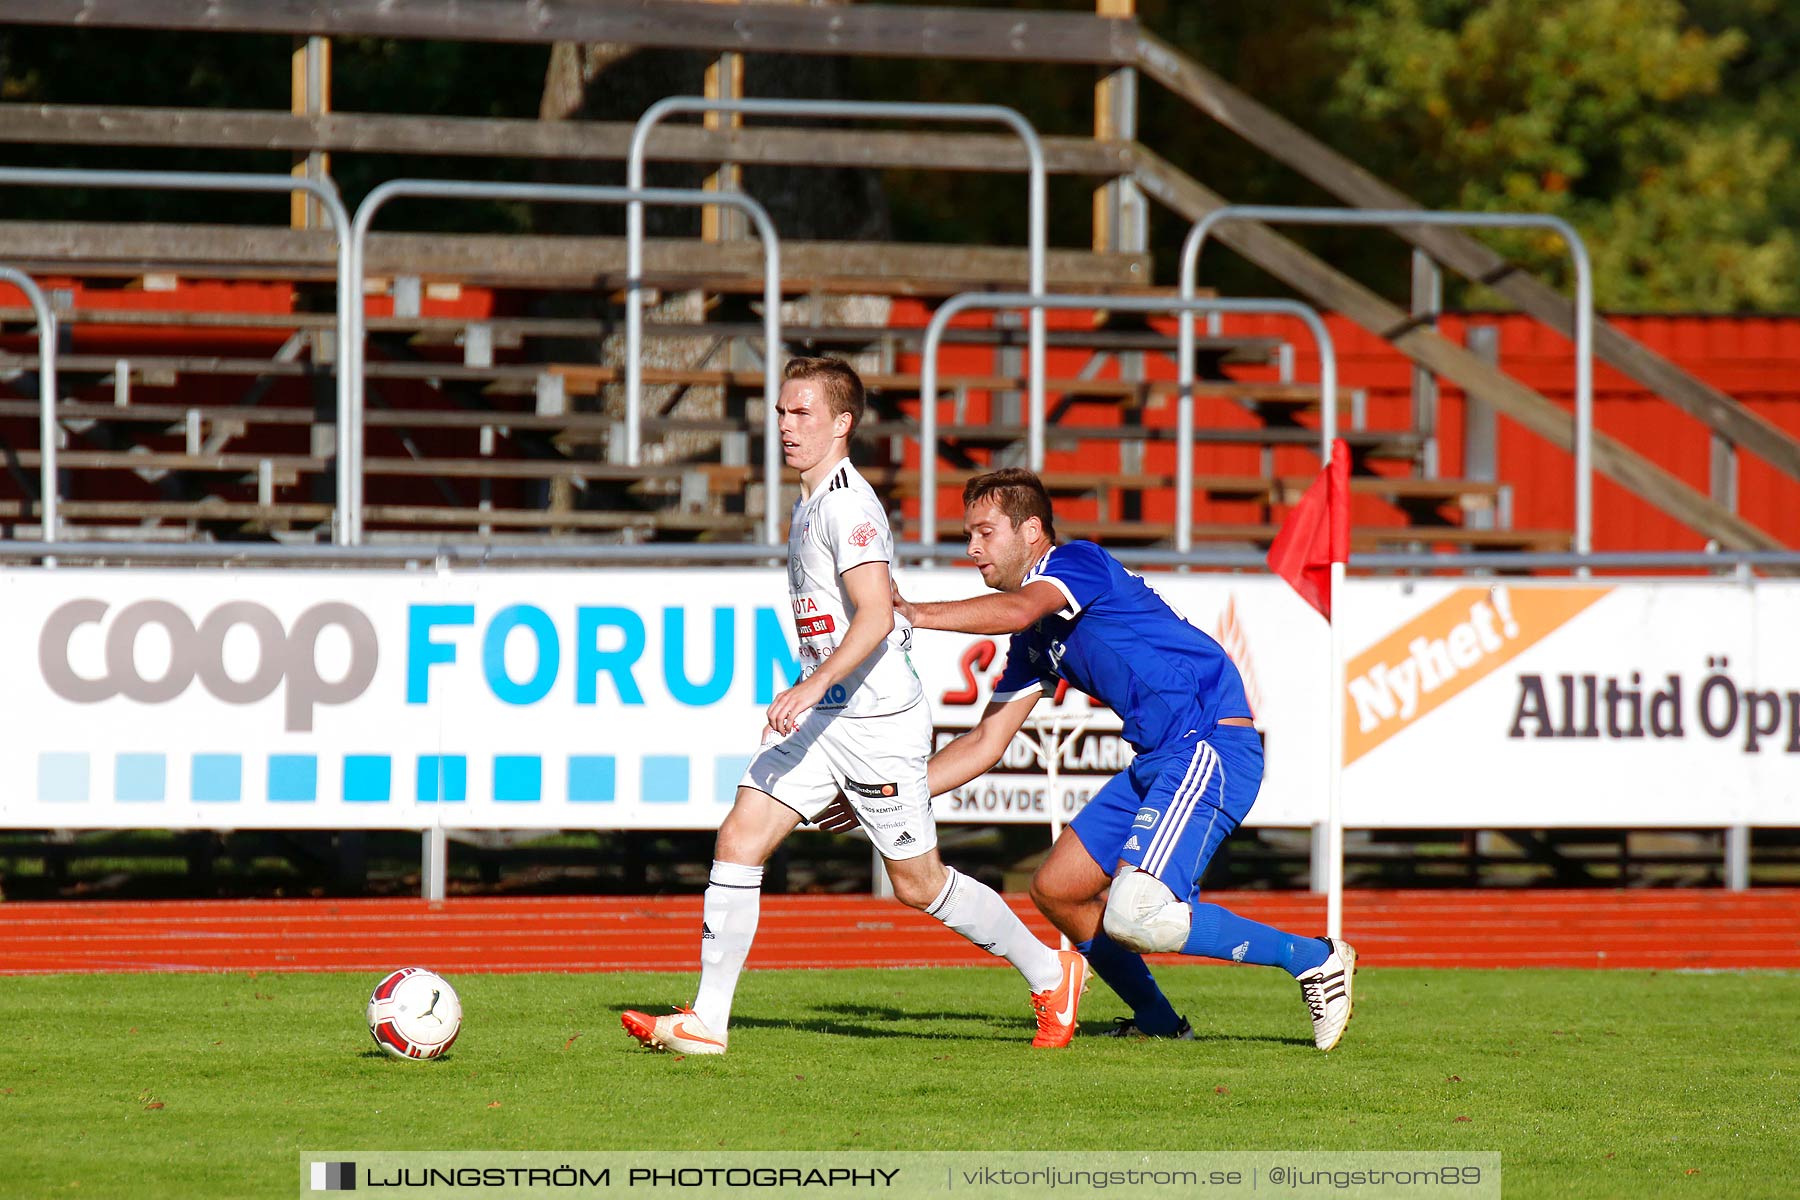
left=804, top=455, right=854, bottom=502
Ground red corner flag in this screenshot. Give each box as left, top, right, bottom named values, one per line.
left=1267, top=438, right=1350, bottom=620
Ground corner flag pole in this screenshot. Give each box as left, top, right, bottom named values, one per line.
left=1327, top=555, right=1346, bottom=940
left=1256, top=317, right=1344, bottom=939
left=1263, top=440, right=1347, bottom=937
left=1320, top=344, right=1345, bottom=942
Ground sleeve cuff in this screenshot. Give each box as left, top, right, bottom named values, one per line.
left=1041, top=574, right=1081, bottom=618
left=990, top=681, right=1045, bottom=704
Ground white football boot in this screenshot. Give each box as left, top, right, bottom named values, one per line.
left=1295, top=937, right=1358, bottom=1051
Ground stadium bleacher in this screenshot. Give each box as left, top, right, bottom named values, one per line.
left=6, top=2, right=1790, bottom=552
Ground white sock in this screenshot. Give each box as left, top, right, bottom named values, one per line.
left=691, top=860, right=763, bottom=1037
left=925, top=867, right=1063, bottom=993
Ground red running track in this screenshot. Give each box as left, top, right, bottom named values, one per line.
left=1, top=890, right=1796, bottom=975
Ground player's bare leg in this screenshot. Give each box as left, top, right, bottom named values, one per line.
left=621, top=786, right=799, bottom=1054
left=713, top=785, right=804, bottom=866
left=887, top=848, right=1087, bottom=1048
left=1028, top=831, right=1111, bottom=943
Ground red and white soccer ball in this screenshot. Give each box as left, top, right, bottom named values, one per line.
left=366, top=967, right=462, bottom=1060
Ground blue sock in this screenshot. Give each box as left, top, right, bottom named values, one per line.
left=1076, top=932, right=1183, bottom=1036
left=1181, top=903, right=1330, bottom=977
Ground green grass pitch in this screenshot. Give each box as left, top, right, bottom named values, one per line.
left=3, top=966, right=1794, bottom=1198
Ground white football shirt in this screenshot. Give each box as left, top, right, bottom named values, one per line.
left=787, top=458, right=922, bottom=718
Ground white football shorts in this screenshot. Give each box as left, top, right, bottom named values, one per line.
left=739, top=699, right=936, bottom=861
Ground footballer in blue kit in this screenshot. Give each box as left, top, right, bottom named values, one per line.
left=898, top=468, right=1358, bottom=1051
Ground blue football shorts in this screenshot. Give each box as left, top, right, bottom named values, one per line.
left=1068, top=723, right=1265, bottom=903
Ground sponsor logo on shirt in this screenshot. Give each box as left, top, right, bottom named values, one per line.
left=848, top=521, right=880, bottom=548
left=792, top=594, right=837, bottom=639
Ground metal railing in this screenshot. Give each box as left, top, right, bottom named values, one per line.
left=348, top=180, right=784, bottom=545
left=628, top=98, right=1049, bottom=466
left=0, top=267, right=58, bottom=541
left=0, top=167, right=353, bottom=541
left=916, top=292, right=1338, bottom=548
left=0, top=540, right=1791, bottom=575
left=1181, top=206, right=1594, bottom=555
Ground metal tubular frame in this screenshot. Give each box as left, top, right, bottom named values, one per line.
left=628, top=98, right=1049, bottom=465
left=918, top=292, right=1338, bottom=546
left=348, top=180, right=783, bottom=546
left=0, top=167, right=353, bottom=541
left=0, top=267, right=59, bottom=541
left=1181, top=206, right=1594, bottom=555
left=0, top=542, right=1790, bottom=574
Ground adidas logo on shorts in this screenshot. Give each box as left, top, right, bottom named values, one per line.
left=1124, top=835, right=1142, bottom=852
left=893, top=832, right=916, bottom=847
left=701, top=922, right=715, bottom=940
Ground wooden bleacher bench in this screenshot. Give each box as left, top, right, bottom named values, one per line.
left=361, top=507, right=756, bottom=535
left=930, top=518, right=1569, bottom=552
left=548, top=364, right=1321, bottom=407
left=1, top=306, right=1280, bottom=366
left=856, top=420, right=1426, bottom=459
left=1350, top=527, right=1571, bottom=552
left=0, top=499, right=756, bottom=538
left=0, top=399, right=635, bottom=439
left=0, top=222, right=1150, bottom=294
left=7, top=448, right=749, bottom=499
left=1, top=351, right=552, bottom=388
left=5, top=355, right=1308, bottom=411
left=7, top=397, right=1380, bottom=462
left=869, top=466, right=1503, bottom=510
left=11, top=449, right=320, bottom=483
left=0, top=499, right=333, bottom=525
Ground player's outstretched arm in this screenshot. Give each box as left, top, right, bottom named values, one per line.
left=928, top=692, right=1041, bottom=796
left=766, top=560, right=895, bottom=734
left=896, top=579, right=1067, bottom=636
left=815, top=677, right=1039, bottom=832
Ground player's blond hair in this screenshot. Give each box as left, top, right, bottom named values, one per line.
left=963, top=467, right=1057, bottom=542
left=782, top=356, right=866, bottom=435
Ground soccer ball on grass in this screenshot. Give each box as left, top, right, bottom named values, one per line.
left=366, top=967, right=461, bottom=1060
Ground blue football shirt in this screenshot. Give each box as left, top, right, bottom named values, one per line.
left=989, top=540, right=1252, bottom=753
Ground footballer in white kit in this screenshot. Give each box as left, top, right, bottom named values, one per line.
left=741, top=455, right=936, bottom=861
left=622, top=357, right=1087, bottom=1057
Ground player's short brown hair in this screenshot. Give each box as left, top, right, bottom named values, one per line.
left=963, top=467, right=1057, bottom=542
left=782, top=355, right=865, bottom=434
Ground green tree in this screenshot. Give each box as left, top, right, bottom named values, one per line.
left=1322, top=0, right=1796, bottom=309
left=909, top=0, right=1800, bottom=311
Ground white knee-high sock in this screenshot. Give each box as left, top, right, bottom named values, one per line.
left=924, top=867, right=1063, bottom=993
left=691, top=860, right=763, bottom=1037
